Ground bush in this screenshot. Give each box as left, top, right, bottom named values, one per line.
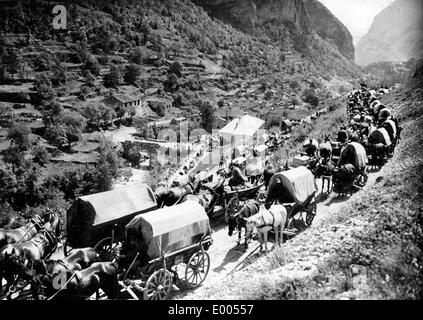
left=129, top=47, right=144, bottom=65
left=124, top=64, right=141, bottom=84
left=32, top=145, right=50, bottom=166
left=84, top=55, right=101, bottom=76
left=303, top=88, right=319, bottom=108
left=103, top=64, right=122, bottom=88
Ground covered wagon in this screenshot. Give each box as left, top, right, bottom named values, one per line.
left=119, top=201, right=213, bottom=300
left=65, top=183, right=157, bottom=254
left=266, top=166, right=318, bottom=230
left=334, top=142, right=368, bottom=195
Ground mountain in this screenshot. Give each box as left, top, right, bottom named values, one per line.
left=355, top=0, right=423, bottom=66
left=192, top=0, right=355, bottom=62
left=303, top=0, right=354, bottom=62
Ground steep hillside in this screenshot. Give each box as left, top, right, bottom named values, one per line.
left=193, top=0, right=356, bottom=62
left=356, top=0, right=423, bottom=66
left=303, top=0, right=354, bottom=62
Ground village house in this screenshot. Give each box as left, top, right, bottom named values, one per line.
left=102, top=93, right=143, bottom=110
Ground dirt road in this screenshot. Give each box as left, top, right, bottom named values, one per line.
left=175, top=171, right=380, bottom=300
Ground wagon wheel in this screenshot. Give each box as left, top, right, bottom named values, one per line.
left=305, top=200, right=317, bottom=227
left=224, top=196, right=240, bottom=223
left=143, top=269, right=173, bottom=300
left=185, top=251, right=210, bottom=289
left=93, top=237, right=120, bottom=262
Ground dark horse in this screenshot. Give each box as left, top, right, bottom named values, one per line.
left=0, top=215, right=45, bottom=249
left=0, top=213, right=61, bottom=294
left=154, top=184, right=194, bottom=208
left=227, top=200, right=260, bottom=249
left=27, top=248, right=100, bottom=300
left=30, top=261, right=119, bottom=300
left=181, top=176, right=226, bottom=216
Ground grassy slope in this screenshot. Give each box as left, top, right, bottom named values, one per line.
left=184, top=77, right=423, bottom=300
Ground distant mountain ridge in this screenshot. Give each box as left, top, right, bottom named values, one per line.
left=192, top=0, right=355, bottom=62
left=355, top=0, right=423, bottom=66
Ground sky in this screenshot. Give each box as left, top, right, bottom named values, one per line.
left=317, top=0, right=396, bottom=45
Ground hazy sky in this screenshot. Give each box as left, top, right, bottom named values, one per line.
left=317, top=0, right=396, bottom=45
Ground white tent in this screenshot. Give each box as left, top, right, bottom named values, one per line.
left=219, top=114, right=265, bottom=147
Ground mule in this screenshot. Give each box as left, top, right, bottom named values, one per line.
left=245, top=205, right=288, bottom=252
left=227, top=200, right=260, bottom=249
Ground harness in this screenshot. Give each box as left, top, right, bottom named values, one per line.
left=256, top=210, right=276, bottom=229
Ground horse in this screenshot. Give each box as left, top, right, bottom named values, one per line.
left=332, top=164, right=357, bottom=197
left=244, top=205, right=288, bottom=252
left=0, top=214, right=61, bottom=294
left=263, top=164, right=275, bottom=190
left=31, top=262, right=119, bottom=300
left=33, top=247, right=99, bottom=281
left=0, top=215, right=45, bottom=249
left=154, top=183, right=194, bottom=208
left=227, top=200, right=260, bottom=249
left=181, top=176, right=226, bottom=216
left=314, top=140, right=335, bottom=193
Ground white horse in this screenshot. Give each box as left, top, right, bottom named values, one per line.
left=244, top=205, right=287, bottom=252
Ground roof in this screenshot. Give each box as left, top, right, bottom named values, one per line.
left=102, top=93, right=140, bottom=106
left=146, top=97, right=172, bottom=104
left=219, top=114, right=265, bottom=138
left=268, top=167, right=318, bottom=205
left=125, top=201, right=211, bottom=260
left=77, top=183, right=157, bottom=226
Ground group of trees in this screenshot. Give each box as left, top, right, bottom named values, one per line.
left=0, top=121, right=123, bottom=226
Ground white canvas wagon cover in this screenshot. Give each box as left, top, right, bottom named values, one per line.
left=337, top=142, right=368, bottom=170
left=125, top=201, right=211, bottom=261
left=369, top=128, right=392, bottom=146
left=268, top=167, right=318, bottom=205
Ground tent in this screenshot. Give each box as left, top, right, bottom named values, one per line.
left=125, top=201, right=211, bottom=261
left=66, top=183, right=157, bottom=248
left=369, top=128, right=392, bottom=146
left=267, top=167, right=318, bottom=205
left=219, top=114, right=265, bottom=146
left=337, top=142, right=368, bottom=170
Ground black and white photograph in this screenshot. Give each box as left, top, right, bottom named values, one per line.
left=0, top=0, right=422, bottom=304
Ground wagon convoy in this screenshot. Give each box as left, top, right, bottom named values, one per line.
left=0, top=85, right=401, bottom=300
